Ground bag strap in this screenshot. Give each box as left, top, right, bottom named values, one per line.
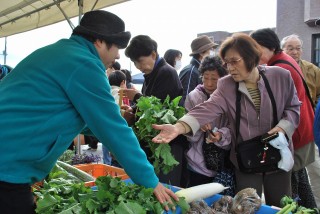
left=270, top=59, right=315, bottom=109
left=235, top=82, right=241, bottom=139
left=235, top=71, right=278, bottom=139
left=260, top=72, right=278, bottom=127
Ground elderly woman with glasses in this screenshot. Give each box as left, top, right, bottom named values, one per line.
left=251, top=28, right=317, bottom=209
left=150, top=33, right=301, bottom=207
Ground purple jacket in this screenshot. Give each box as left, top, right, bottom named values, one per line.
left=185, top=84, right=231, bottom=177
left=180, top=65, right=301, bottom=168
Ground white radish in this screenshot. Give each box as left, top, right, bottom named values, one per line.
left=175, top=182, right=228, bottom=203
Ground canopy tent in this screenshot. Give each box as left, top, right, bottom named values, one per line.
left=0, top=0, right=130, bottom=38
left=132, top=72, right=145, bottom=84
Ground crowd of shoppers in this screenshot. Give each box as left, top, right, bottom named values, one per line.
left=1, top=8, right=320, bottom=213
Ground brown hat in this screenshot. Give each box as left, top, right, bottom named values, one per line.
left=73, top=10, right=131, bottom=49
left=189, top=35, right=218, bottom=56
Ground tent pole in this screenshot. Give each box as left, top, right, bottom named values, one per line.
left=78, top=0, right=84, bottom=24
left=75, top=0, right=84, bottom=156
left=3, top=37, right=7, bottom=65
left=53, top=0, right=75, bottom=30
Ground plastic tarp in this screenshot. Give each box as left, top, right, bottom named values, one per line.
left=0, top=0, right=129, bottom=38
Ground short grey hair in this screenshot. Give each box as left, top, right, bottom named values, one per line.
left=280, top=34, right=303, bottom=49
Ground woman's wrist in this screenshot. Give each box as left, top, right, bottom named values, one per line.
left=176, top=122, right=191, bottom=134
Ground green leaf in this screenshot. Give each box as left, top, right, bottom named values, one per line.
left=171, top=96, right=182, bottom=108
left=86, top=199, right=100, bottom=213
left=35, top=193, right=58, bottom=213
left=176, top=197, right=190, bottom=214
left=114, top=201, right=146, bottom=214
left=58, top=203, right=82, bottom=214
left=160, top=110, right=178, bottom=124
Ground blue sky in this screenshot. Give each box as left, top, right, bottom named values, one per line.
left=0, top=0, right=277, bottom=74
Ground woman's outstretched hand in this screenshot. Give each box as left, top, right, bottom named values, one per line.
left=152, top=124, right=182, bottom=143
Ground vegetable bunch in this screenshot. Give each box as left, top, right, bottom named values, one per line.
left=79, top=175, right=189, bottom=214
left=34, top=170, right=190, bottom=214
left=58, top=150, right=101, bottom=165
left=34, top=164, right=92, bottom=213
left=71, top=153, right=101, bottom=165
left=277, top=196, right=320, bottom=214
left=134, top=95, right=185, bottom=175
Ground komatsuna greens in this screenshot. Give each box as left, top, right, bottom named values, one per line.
left=134, top=95, right=185, bottom=175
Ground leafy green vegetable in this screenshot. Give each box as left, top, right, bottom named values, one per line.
left=58, top=150, right=101, bottom=165
left=58, top=150, right=75, bottom=164
left=278, top=195, right=320, bottom=214
left=35, top=167, right=190, bottom=214
left=134, top=95, right=185, bottom=174
left=34, top=179, right=91, bottom=213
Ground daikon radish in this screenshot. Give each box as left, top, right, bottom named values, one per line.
left=175, top=182, right=228, bottom=203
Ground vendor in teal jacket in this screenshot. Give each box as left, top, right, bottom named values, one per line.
left=0, top=10, right=177, bottom=213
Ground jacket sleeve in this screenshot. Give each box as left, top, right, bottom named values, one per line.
left=180, top=67, right=200, bottom=105
left=179, top=83, right=228, bottom=136
left=184, top=93, right=195, bottom=112
left=66, top=62, right=159, bottom=189
left=216, top=127, right=232, bottom=149
left=133, top=92, right=143, bottom=103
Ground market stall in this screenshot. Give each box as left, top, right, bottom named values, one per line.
left=33, top=159, right=284, bottom=214
left=0, top=0, right=130, bottom=38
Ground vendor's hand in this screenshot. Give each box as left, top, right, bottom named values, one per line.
left=153, top=182, right=179, bottom=212
left=121, top=88, right=139, bottom=101
left=152, top=124, right=181, bottom=143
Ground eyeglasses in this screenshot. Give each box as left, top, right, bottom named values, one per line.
left=284, top=47, right=302, bottom=52
left=223, top=58, right=242, bottom=68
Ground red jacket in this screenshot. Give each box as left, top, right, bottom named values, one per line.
left=268, top=52, right=314, bottom=149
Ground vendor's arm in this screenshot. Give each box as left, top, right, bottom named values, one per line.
left=67, top=63, right=158, bottom=189
left=68, top=65, right=179, bottom=210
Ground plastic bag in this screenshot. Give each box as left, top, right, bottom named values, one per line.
left=231, top=188, right=262, bottom=214
left=212, top=195, right=233, bottom=214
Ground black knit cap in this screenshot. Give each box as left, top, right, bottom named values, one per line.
left=73, top=10, right=131, bottom=49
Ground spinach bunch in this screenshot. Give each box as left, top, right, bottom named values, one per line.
left=80, top=176, right=189, bottom=214
left=134, top=95, right=185, bottom=175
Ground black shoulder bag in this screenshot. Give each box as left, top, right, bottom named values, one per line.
left=235, top=71, right=281, bottom=173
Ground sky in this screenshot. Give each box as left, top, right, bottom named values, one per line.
left=0, top=0, right=277, bottom=75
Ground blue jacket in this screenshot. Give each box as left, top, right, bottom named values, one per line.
left=0, top=35, right=158, bottom=188
left=315, top=100, right=320, bottom=155
left=178, top=58, right=201, bottom=106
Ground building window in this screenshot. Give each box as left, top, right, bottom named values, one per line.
left=312, top=34, right=320, bottom=67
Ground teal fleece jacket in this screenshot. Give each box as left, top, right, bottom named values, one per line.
left=0, top=36, right=158, bottom=188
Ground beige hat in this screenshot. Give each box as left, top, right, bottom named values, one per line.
left=190, top=35, right=218, bottom=56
